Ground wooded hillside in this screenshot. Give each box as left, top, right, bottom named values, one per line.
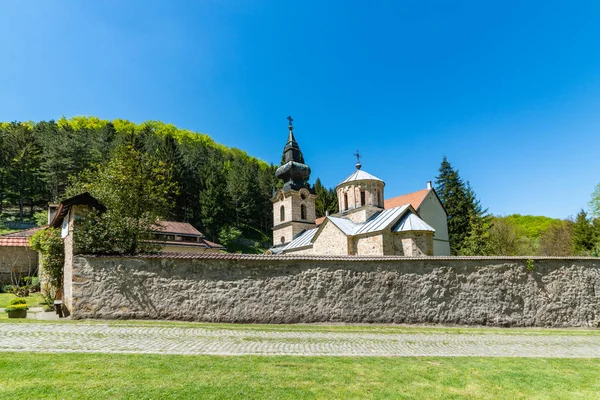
left=0, top=117, right=280, bottom=242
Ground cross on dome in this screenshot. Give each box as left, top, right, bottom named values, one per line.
left=354, top=149, right=362, bottom=170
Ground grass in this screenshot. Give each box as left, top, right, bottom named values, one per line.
left=0, top=315, right=599, bottom=336
left=0, top=293, right=43, bottom=308
left=0, top=352, right=598, bottom=399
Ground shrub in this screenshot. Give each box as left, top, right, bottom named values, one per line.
left=29, top=228, right=64, bottom=297
left=5, top=298, right=29, bottom=312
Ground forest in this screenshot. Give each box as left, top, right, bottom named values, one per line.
left=0, top=117, right=294, bottom=250
left=1, top=117, right=598, bottom=256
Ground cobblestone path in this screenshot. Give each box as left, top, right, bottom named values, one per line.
left=1, top=323, right=600, bottom=357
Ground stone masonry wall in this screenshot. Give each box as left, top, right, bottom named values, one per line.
left=0, top=247, right=38, bottom=286
left=69, top=255, right=600, bottom=327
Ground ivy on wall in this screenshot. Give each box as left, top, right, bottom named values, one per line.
left=29, top=228, right=64, bottom=297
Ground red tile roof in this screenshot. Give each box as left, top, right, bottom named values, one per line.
left=384, top=189, right=430, bottom=210
left=152, top=221, right=204, bottom=237
left=313, top=189, right=431, bottom=226
left=0, top=237, right=30, bottom=247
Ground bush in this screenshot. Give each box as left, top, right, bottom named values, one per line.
left=5, top=298, right=29, bottom=312
left=29, top=228, right=64, bottom=296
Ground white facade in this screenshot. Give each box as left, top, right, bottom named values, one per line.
left=415, top=190, right=451, bottom=256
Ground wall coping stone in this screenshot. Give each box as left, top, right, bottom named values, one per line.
left=79, top=252, right=600, bottom=262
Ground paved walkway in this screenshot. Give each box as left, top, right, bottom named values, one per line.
left=1, top=323, right=600, bottom=357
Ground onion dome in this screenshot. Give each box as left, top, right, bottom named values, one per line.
left=275, top=117, right=311, bottom=191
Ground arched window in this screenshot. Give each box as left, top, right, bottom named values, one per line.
left=280, top=236, right=285, bottom=244
left=377, top=190, right=381, bottom=206
left=360, top=191, right=366, bottom=206
left=280, top=205, right=285, bottom=222
left=344, top=193, right=348, bottom=211
left=301, top=204, right=306, bottom=220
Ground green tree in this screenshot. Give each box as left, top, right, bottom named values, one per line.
left=572, top=210, right=597, bottom=255
left=199, top=154, right=228, bottom=241
left=538, top=220, right=574, bottom=256
left=488, top=218, right=535, bottom=256
left=4, top=123, right=44, bottom=219
left=590, top=183, right=600, bottom=218
left=313, top=178, right=338, bottom=218
left=67, top=143, right=178, bottom=254
left=435, top=157, right=488, bottom=255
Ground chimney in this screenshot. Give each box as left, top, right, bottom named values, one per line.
left=48, top=204, right=59, bottom=225
left=426, top=181, right=432, bottom=190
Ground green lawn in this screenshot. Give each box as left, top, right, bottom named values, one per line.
left=0, top=352, right=598, bottom=399
left=0, top=293, right=43, bottom=308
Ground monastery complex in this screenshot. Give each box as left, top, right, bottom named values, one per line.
left=270, top=119, right=451, bottom=256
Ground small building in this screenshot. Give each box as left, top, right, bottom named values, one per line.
left=151, top=221, right=224, bottom=253
left=269, top=118, right=444, bottom=256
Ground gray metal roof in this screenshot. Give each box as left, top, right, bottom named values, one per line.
left=282, top=228, right=319, bottom=251
left=392, top=212, right=435, bottom=232
left=326, top=216, right=359, bottom=235
left=283, top=206, right=434, bottom=253
left=353, top=205, right=410, bottom=235
left=338, top=169, right=383, bottom=185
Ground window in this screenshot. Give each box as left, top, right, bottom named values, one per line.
left=300, top=193, right=306, bottom=200
left=344, top=193, right=348, bottom=211
left=360, top=191, right=366, bottom=206
left=280, top=205, right=285, bottom=222
left=280, top=236, right=285, bottom=244
left=377, top=190, right=381, bottom=206
left=301, top=204, right=306, bottom=220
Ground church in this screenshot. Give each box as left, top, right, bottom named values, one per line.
left=270, top=118, right=451, bottom=256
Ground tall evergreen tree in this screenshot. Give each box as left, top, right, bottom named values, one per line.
left=434, top=157, right=471, bottom=254
left=435, top=157, right=490, bottom=255
left=572, top=209, right=597, bottom=255
left=313, top=178, right=338, bottom=217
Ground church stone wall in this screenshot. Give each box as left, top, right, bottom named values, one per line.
left=353, top=234, right=384, bottom=256
left=312, top=222, right=349, bottom=255
left=393, top=232, right=433, bottom=256
left=68, top=255, right=600, bottom=328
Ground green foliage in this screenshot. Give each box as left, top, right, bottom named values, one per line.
left=525, top=259, right=535, bottom=272
left=68, top=143, right=178, bottom=254
left=488, top=218, right=535, bottom=256
left=590, top=183, right=600, bottom=218
left=501, top=214, right=562, bottom=239
left=537, top=220, right=574, bottom=256
left=5, top=297, right=29, bottom=312
left=218, top=225, right=243, bottom=251
left=572, top=210, right=598, bottom=256
left=29, top=228, right=64, bottom=296
left=435, top=157, right=490, bottom=255
left=33, top=211, right=48, bottom=226
left=1, top=117, right=280, bottom=252
left=313, top=178, right=338, bottom=217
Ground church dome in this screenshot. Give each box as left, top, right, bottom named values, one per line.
left=338, top=169, right=383, bottom=186
left=335, top=155, right=385, bottom=213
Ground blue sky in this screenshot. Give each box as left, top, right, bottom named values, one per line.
left=1, top=1, right=599, bottom=219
